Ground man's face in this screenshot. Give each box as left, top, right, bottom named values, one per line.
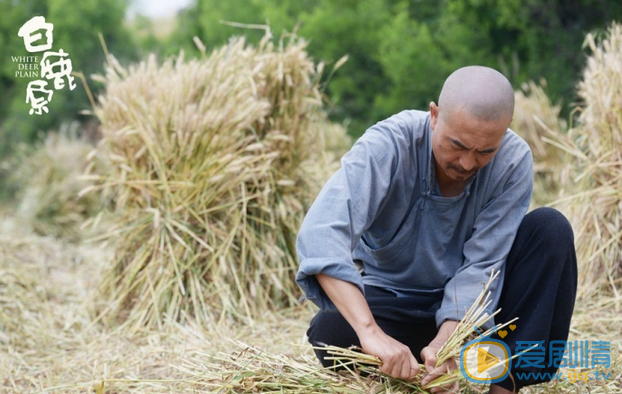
left=429, top=102, right=510, bottom=184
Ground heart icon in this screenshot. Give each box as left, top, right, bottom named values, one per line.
left=509, top=324, right=517, bottom=331
left=498, top=330, right=508, bottom=339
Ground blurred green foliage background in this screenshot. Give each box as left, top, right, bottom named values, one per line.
left=2, top=0, right=621, bottom=167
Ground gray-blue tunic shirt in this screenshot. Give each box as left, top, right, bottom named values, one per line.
left=296, top=110, right=533, bottom=328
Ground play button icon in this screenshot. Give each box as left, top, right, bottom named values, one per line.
left=477, top=347, right=501, bottom=373
left=460, top=338, right=511, bottom=383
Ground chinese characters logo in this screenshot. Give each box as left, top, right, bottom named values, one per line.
left=14, top=16, right=76, bottom=115
left=460, top=323, right=612, bottom=384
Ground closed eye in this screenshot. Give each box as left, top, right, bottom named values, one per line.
left=450, top=139, right=468, bottom=150
left=451, top=139, right=497, bottom=155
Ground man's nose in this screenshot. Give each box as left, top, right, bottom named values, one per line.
left=460, top=152, right=477, bottom=172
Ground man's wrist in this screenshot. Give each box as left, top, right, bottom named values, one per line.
left=353, top=318, right=382, bottom=339
left=429, top=319, right=459, bottom=346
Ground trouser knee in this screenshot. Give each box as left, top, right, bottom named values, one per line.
left=520, top=207, right=574, bottom=250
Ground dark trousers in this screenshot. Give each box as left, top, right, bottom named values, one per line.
left=307, top=207, right=578, bottom=392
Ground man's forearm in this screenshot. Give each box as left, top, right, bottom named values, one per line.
left=315, top=273, right=379, bottom=336
left=315, top=273, right=420, bottom=380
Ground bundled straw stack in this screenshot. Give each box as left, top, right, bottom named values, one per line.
left=555, top=23, right=622, bottom=296
left=12, top=128, right=101, bottom=241
left=86, top=34, right=350, bottom=328
left=511, top=80, right=569, bottom=207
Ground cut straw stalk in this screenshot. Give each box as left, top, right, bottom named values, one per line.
left=315, top=271, right=513, bottom=392
left=175, top=342, right=433, bottom=393
left=321, top=345, right=462, bottom=391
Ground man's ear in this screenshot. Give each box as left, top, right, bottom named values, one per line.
left=429, top=101, right=439, bottom=130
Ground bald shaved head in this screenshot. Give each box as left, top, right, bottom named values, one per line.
left=438, top=66, right=514, bottom=122
left=429, top=66, right=516, bottom=188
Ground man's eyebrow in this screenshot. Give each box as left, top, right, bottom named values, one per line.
left=450, top=138, right=498, bottom=154
left=450, top=138, right=470, bottom=149
left=478, top=147, right=498, bottom=154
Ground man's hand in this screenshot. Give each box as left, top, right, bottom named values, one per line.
left=314, top=274, right=419, bottom=380
left=420, top=344, right=458, bottom=393
left=420, top=320, right=460, bottom=393
left=359, top=324, right=419, bottom=380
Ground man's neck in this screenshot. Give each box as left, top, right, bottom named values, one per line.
left=437, top=179, right=467, bottom=197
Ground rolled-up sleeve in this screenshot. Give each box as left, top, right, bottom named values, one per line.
left=296, top=113, right=409, bottom=310
left=435, top=145, right=533, bottom=328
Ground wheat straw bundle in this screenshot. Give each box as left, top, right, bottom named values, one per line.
left=11, top=126, right=101, bottom=241
left=511, top=80, right=570, bottom=206
left=555, top=23, right=622, bottom=296
left=85, top=34, right=349, bottom=328
left=512, top=80, right=568, bottom=170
